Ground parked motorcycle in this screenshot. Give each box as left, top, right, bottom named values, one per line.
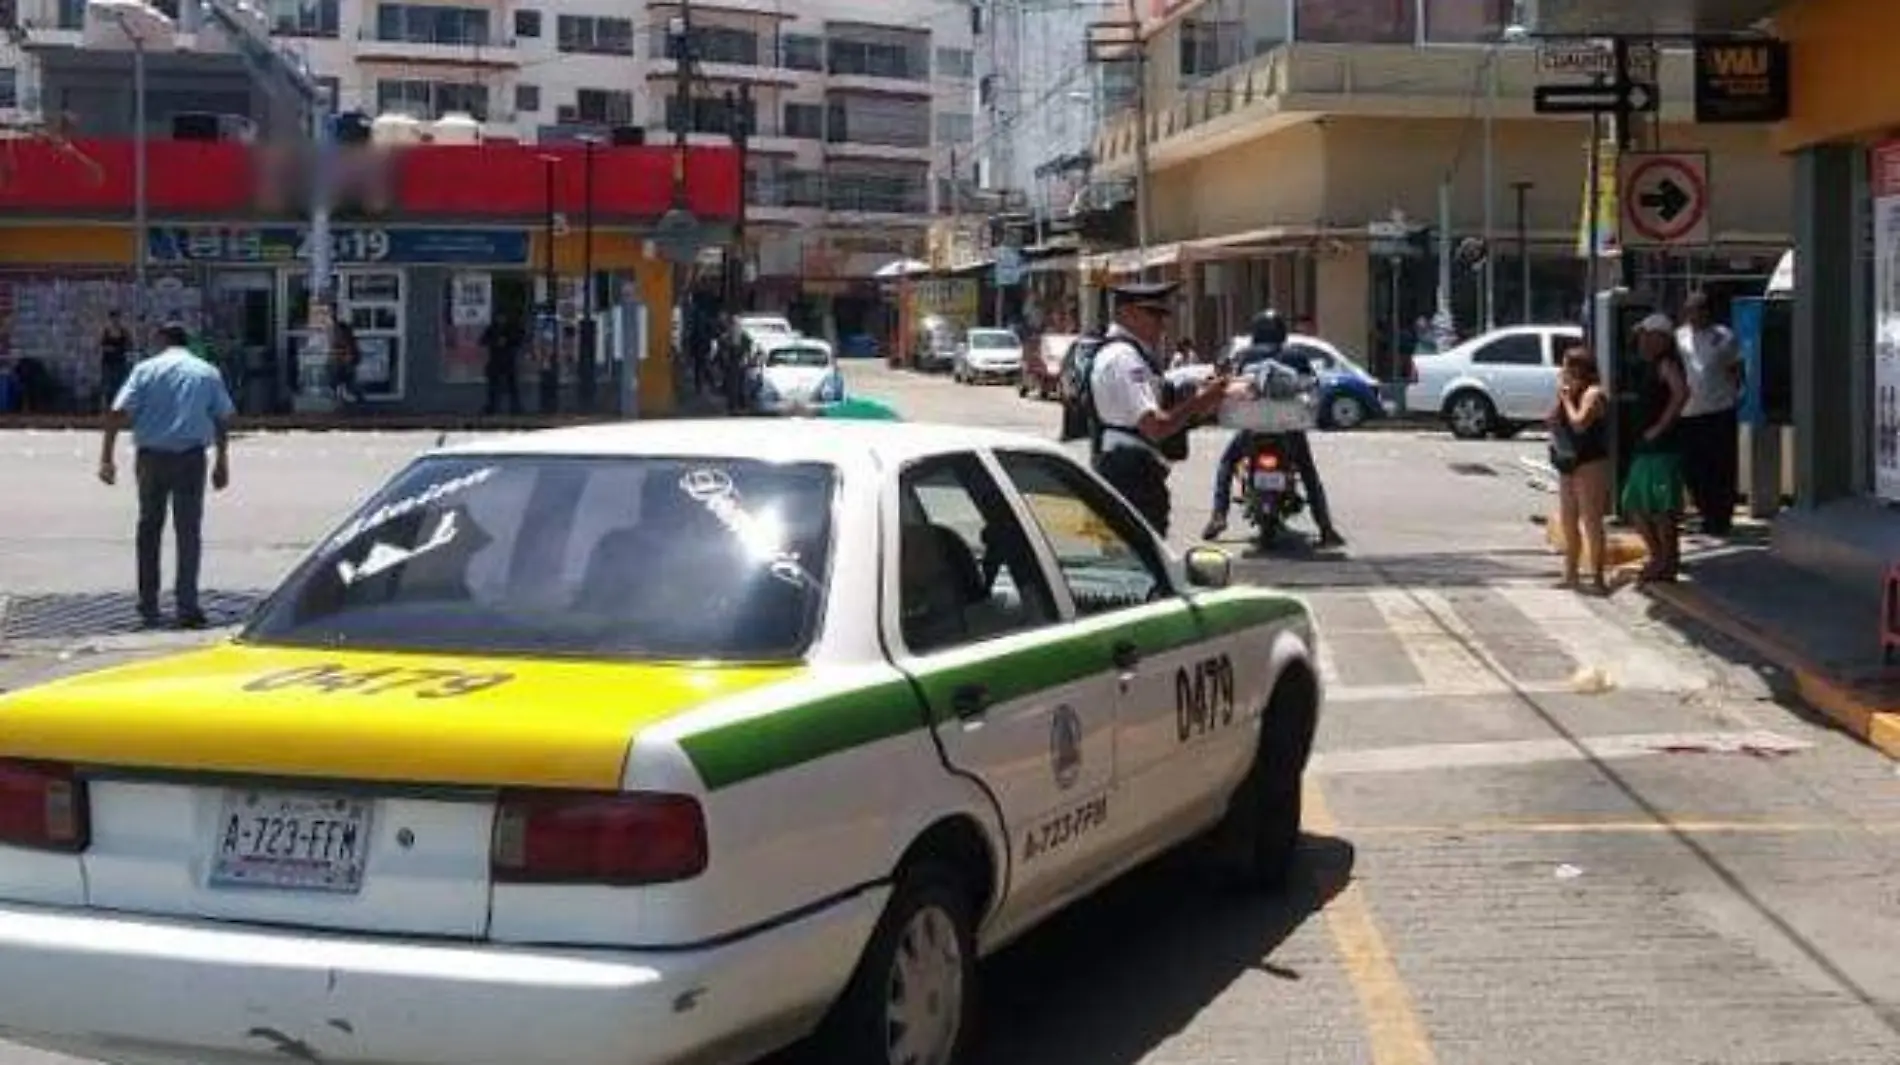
left=1233, top=433, right=1306, bottom=547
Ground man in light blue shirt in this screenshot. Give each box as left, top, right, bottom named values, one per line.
left=97, top=321, right=235, bottom=629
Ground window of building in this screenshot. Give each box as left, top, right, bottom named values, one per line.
left=557, top=14, right=633, bottom=55
left=934, top=47, right=974, bottom=79
left=515, top=83, right=540, bottom=114
left=1292, top=0, right=1415, bottom=44
left=828, top=35, right=928, bottom=81
left=785, top=169, right=825, bottom=207
left=573, top=88, right=634, bottom=125
left=513, top=8, right=541, bottom=38
left=0, top=68, right=15, bottom=111
left=56, top=0, right=85, bottom=30
left=316, top=75, right=340, bottom=110
left=376, top=79, right=489, bottom=121
left=375, top=4, right=491, bottom=45
left=826, top=94, right=931, bottom=149
left=781, top=33, right=823, bottom=71
left=266, top=0, right=338, bottom=37
left=666, top=94, right=756, bottom=136
left=1179, top=18, right=1242, bottom=78
left=0, top=1, right=14, bottom=29
left=1423, top=0, right=1510, bottom=43
left=825, top=161, right=929, bottom=214
left=784, top=102, right=824, bottom=140
left=936, top=112, right=973, bottom=144
left=660, top=25, right=760, bottom=65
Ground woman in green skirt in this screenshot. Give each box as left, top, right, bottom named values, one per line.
left=1623, top=313, right=1691, bottom=583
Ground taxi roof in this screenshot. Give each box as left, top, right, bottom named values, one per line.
left=432, top=418, right=1070, bottom=470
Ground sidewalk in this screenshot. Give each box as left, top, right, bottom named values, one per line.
left=1642, top=540, right=1900, bottom=760
left=0, top=389, right=733, bottom=433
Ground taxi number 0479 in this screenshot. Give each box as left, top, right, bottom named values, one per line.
left=1175, top=653, right=1236, bottom=742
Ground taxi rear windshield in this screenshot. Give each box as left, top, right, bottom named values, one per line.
left=244, top=456, right=837, bottom=662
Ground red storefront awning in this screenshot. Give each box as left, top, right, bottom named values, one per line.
left=0, top=138, right=742, bottom=223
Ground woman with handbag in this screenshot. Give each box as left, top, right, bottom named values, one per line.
left=1550, top=346, right=1611, bottom=595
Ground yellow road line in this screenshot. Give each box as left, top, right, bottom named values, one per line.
left=1305, top=781, right=1438, bottom=1065
left=1345, top=818, right=1900, bottom=837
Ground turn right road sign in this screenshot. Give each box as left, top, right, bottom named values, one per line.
left=1619, top=151, right=1712, bottom=248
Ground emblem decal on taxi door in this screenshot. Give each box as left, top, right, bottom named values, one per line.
left=1050, top=704, right=1082, bottom=790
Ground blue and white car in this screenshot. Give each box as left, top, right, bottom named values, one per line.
left=751, top=337, right=846, bottom=415
left=1181, top=335, right=1392, bottom=430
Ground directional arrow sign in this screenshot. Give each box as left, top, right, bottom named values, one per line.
left=1620, top=151, right=1711, bottom=248
left=1533, top=80, right=1659, bottom=116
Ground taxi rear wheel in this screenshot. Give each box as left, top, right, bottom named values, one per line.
left=817, top=863, right=977, bottom=1065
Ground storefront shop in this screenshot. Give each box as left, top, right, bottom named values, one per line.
left=1754, top=0, right=1900, bottom=584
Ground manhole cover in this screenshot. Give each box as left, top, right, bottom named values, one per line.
left=1448, top=462, right=1499, bottom=477
left=0, top=591, right=266, bottom=642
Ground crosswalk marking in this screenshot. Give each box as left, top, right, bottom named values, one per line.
left=1366, top=589, right=1495, bottom=693
left=1310, top=584, right=1709, bottom=703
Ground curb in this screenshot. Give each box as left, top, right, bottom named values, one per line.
left=1646, top=582, right=1900, bottom=761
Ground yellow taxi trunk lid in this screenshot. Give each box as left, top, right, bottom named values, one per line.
left=0, top=644, right=799, bottom=790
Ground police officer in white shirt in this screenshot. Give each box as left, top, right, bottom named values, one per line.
left=1089, top=282, right=1228, bottom=536
left=1675, top=291, right=1742, bottom=535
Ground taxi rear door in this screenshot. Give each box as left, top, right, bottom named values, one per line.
left=883, top=452, right=1121, bottom=922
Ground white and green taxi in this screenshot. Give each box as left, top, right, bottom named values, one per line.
left=0, top=420, right=1323, bottom=1065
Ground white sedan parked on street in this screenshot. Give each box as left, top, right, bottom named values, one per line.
left=1405, top=325, right=1583, bottom=439
left=0, top=420, right=1323, bottom=1065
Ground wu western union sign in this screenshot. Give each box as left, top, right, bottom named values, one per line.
left=1694, top=40, right=1791, bottom=124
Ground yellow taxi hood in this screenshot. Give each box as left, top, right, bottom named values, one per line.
left=0, top=643, right=801, bottom=790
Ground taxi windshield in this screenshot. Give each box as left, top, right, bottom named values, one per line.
left=243, top=456, right=837, bottom=662
left=766, top=345, right=832, bottom=368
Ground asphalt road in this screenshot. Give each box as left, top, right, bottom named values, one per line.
left=2, top=362, right=1899, bottom=1065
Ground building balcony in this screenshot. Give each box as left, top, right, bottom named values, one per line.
left=647, top=56, right=798, bottom=88
left=1092, top=41, right=1698, bottom=174
left=822, top=136, right=933, bottom=163
left=354, top=30, right=519, bottom=67
left=823, top=70, right=933, bottom=98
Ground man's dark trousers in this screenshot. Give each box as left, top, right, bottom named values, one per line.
left=1094, top=446, right=1171, bottom=536
left=1283, top=431, right=1339, bottom=536
left=485, top=358, right=521, bottom=415
left=135, top=448, right=207, bottom=619
left=1680, top=407, right=1738, bottom=534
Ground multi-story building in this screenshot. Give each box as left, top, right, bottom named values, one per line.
left=1084, top=0, right=1793, bottom=378
left=1, top=0, right=977, bottom=341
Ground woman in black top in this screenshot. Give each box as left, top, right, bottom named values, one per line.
left=98, top=310, right=132, bottom=412
left=1550, top=346, right=1611, bottom=594
left=1620, top=314, right=1691, bottom=583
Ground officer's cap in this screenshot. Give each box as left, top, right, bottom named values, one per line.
left=1109, top=281, right=1179, bottom=313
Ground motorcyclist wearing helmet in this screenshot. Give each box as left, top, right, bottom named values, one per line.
left=1201, top=310, right=1345, bottom=547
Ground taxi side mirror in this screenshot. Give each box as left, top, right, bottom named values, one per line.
left=1183, top=546, right=1232, bottom=589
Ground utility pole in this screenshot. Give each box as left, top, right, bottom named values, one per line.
left=1127, top=0, right=1150, bottom=277
left=671, top=0, right=694, bottom=208
left=724, top=83, right=752, bottom=314
left=1481, top=48, right=1497, bottom=332
left=1512, top=180, right=1533, bottom=323
left=579, top=133, right=598, bottom=412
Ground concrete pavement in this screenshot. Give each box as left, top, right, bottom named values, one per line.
left=2, top=362, right=1899, bottom=1064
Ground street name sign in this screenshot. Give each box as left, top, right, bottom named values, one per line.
left=1534, top=81, right=1658, bottom=116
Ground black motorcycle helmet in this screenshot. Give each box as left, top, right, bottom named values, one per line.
left=1249, top=309, right=1288, bottom=347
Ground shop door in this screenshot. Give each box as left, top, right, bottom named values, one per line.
left=210, top=272, right=276, bottom=414
left=282, top=270, right=407, bottom=400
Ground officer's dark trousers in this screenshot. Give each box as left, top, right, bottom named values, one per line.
left=1094, top=446, right=1172, bottom=536
left=135, top=448, right=207, bottom=618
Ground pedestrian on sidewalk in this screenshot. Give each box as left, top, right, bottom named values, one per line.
left=329, top=321, right=364, bottom=407
left=479, top=311, right=524, bottom=415
left=98, top=309, right=132, bottom=414
left=1549, top=346, right=1611, bottom=595
left=1621, top=314, right=1691, bottom=586
left=1675, top=292, right=1742, bottom=535
left=96, top=320, right=235, bottom=629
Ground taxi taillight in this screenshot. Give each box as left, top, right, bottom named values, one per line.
left=0, top=760, right=89, bottom=853
left=491, top=791, right=707, bottom=886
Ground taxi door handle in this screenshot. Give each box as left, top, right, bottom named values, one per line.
left=951, top=683, right=991, bottom=719
left=1111, top=641, right=1142, bottom=671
